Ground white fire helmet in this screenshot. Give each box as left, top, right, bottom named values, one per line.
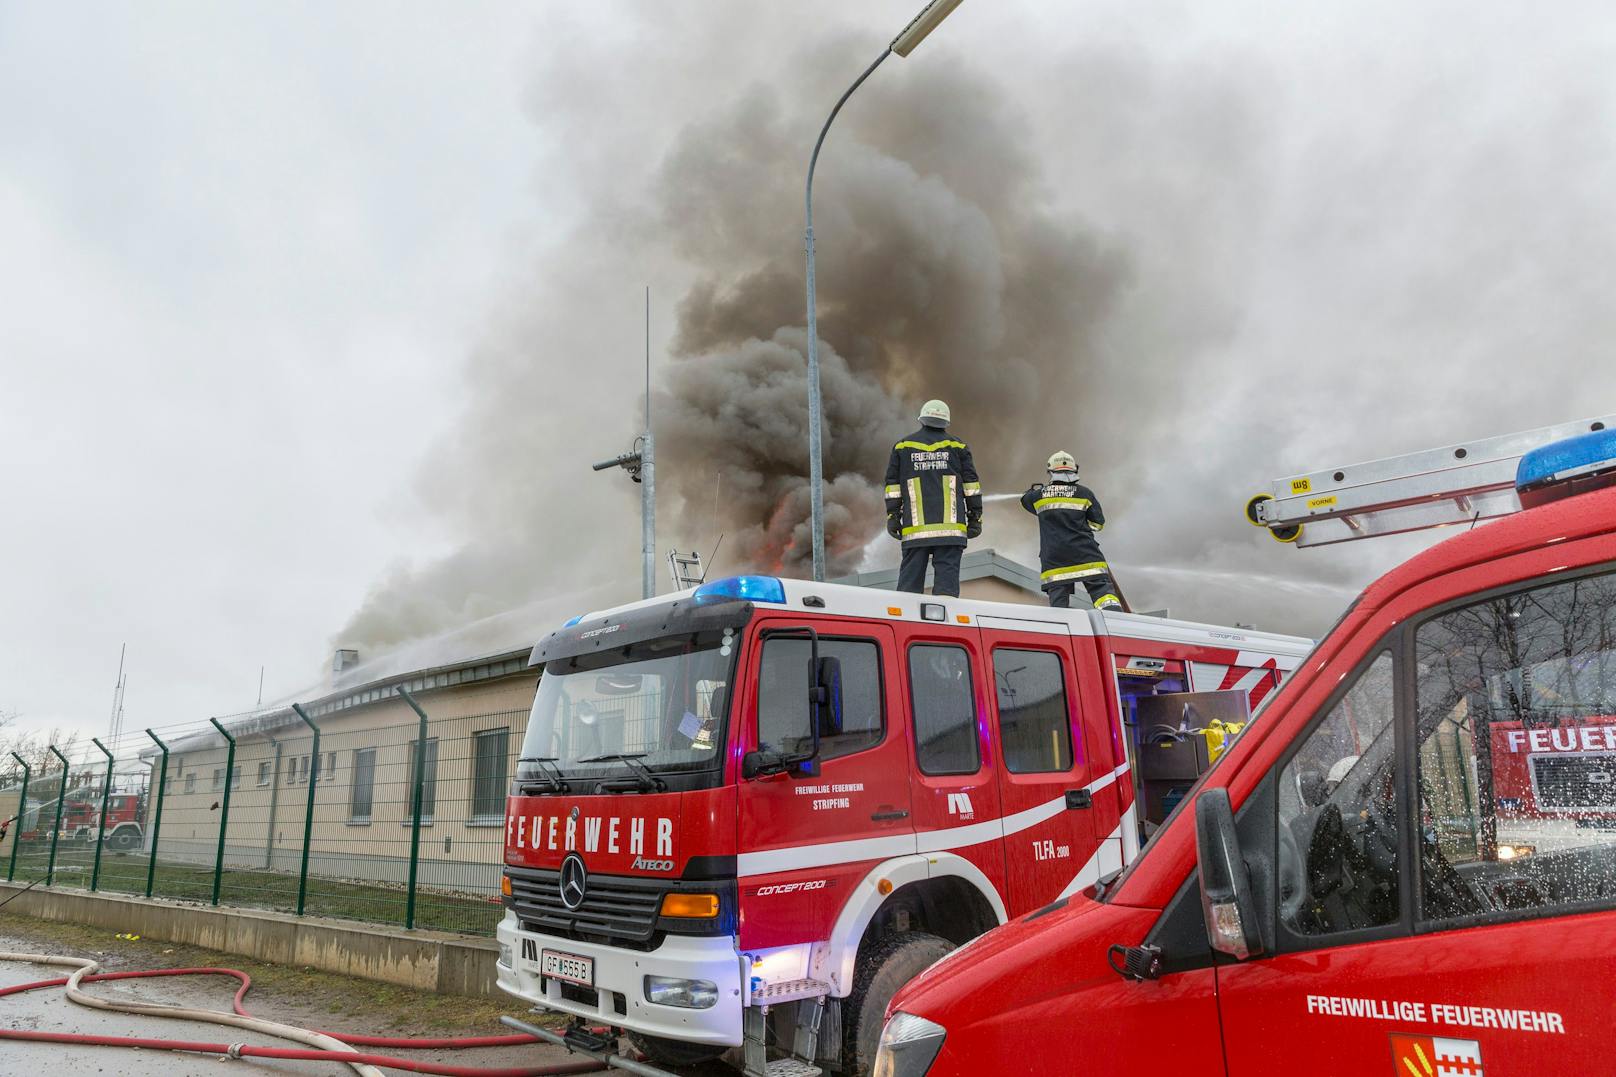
left=1047, top=451, right=1078, bottom=475
left=918, top=399, right=952, bottom=426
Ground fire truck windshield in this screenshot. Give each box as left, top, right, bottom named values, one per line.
left=522, top=631, right=735, bottom=774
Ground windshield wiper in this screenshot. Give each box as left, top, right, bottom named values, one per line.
left=517, top=756, right=570, bottom=794
left=576, top=753, right=665, bottom=793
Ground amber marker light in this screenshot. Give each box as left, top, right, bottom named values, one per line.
left=500, top=875, right=513, bottom=898
left=956, top=615, right=970, bottom=624
left=661, top=893, right=720, bottom=918
left=887, top=606, right=904, bottom=616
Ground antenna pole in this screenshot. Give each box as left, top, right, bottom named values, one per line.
left=642, top=285, right=656, bottom=600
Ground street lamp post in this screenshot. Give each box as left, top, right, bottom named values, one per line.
left=802, top=0, right=965, bottom=582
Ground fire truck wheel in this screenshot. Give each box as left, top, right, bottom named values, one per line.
left=626, top=1032, right=726, bottom=1068
left=108, top=828, right=140, bottom=852
left=843, top=931, right=954, bottom=1076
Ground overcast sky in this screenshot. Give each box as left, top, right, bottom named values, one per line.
left=3, top=1, right=1614, bottom=754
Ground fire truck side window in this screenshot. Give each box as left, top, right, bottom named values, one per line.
left=1413, top=569, right=1616, bottom=924
left=1275, top=652, right=1400, bottom=937
left=992, top=649, right=1074, bottom=774
left=908, top=644, right=980, bottom=775
left=757, top=637, right=883, bottom=762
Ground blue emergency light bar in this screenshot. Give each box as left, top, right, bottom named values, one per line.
left=561, top=615, right=584, bottom=628
left=692, top=575, right=787, bottom=604
left=1516, top=427, right=1616, bottom=509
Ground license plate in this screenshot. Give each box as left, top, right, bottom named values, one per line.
left=541, top=949, right=594, bottom=986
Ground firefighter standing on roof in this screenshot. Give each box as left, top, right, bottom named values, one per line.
left=1022, top=451, right=1121, bottom=610
left=884, top=399, right=982, bottom=597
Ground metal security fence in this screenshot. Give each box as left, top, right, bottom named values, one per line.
left=0, top=687, right=533, bottom=938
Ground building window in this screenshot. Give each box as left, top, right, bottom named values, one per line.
left=287, top=759, right=298, bottom=786
left=349, top=748, right=376, bottom=823
left=993, top=649, right=1074, bottom=774
left=406, top=738, right=439, bottom=824
left=184, top=772, right=197, bottom=795
left=322, top=751, right=337, bottom=781
left=211, top=768, right=224, bottom=792
left=255, top=761, right=271, bottom=786
left=231, top=765, right=242, bottom=790
left=909, top=644, right=980, bottom=775
left=471, top=729, right=509, bottom=823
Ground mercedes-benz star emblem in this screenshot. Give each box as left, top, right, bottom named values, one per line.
left=569, top=805, right=580, bottom=821
left=559, top=853, right=587, bottom=911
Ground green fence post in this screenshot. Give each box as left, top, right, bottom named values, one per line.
left=7, top=755, right=30, bottom=882
left=144, top=730, right=169, bottom=899
left=397, top=687, right=432, bottom=930
left=89, top=737, right=114, bottom=892
left=291, top=703, right=320, bottom=916
left=208, top=718, right=237, bottom=906
left=44, top=745, right=69, bottom=886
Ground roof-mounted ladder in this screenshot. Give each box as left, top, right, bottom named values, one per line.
left=1246, top=415, right=1615, bottom=548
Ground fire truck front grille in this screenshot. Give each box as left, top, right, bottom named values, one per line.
left=507, top=866, right=665, bottom=946
left=1531, top=752, right=1616, bottom=810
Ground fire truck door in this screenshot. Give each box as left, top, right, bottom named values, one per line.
left=1217, top=567, right=1616, bottom=1073
left=901, top=626, right=1008, bottom=912
left=736, top=620, right=912, bottom=951
left=980, top=621, right=1099, bottom=914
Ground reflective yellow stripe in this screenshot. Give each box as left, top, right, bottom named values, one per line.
left=1041, top=561, right=1108, bottom=582
left=1033, top=497, right=1092, bottom=512
left=1093, top=594, right=1122, bottom=609
left=1091, top=522, right=1104, bottom=532
left=902, top=523, right=968, bottom=538
left=908, top=477, right=923, bottom=527
left=883, top=485, right=902, bottom=499
left=943, top=475, right=957, bottom=524
left=894, top=439, right=966, bottom=451
left=962, top=482, right=981, bottom=496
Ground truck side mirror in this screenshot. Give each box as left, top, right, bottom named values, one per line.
left=814, top=656, right=844, bottom=738
left=1195, top=788, right=1264, bottom=961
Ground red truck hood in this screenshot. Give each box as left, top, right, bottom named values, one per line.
left=890, top=896, right=1158, bottom=1027
left=503, top=786, right=735, bottom=877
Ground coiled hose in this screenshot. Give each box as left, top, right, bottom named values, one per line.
left=0, top=950, right=606, bottom=1076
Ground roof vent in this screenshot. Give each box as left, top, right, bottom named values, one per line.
left=332, top=649, right=360, bottom=675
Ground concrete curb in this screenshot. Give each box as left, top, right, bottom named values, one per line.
left=0, top=882, right=501, bottom=998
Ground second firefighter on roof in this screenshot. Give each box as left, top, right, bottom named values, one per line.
left=884, top=399, right=981, bottom=597
left=1022, top=451, right=1121, bottom=610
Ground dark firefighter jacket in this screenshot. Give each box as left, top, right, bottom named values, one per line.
left=884, top=427, right=982, bottom=548
left=1020, top=479, right=1107, bottom=586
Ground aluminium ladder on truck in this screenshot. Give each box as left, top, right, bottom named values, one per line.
left=1246, top=415, right=1616, bottom=548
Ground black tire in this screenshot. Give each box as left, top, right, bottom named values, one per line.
left=842, top=932, right=954, bottom=1076
left=627, top=1032, right=726, bottom=1068
left=108, top=828, right=140, bottom=852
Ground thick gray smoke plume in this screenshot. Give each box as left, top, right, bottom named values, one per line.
left=652, top=61, right=1137, bottom=576
left=339, top=2, right=1616, bottom=653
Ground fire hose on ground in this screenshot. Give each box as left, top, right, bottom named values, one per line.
left=0, top=949, right=609, bottom=1076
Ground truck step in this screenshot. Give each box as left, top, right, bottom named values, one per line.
left=763, top=1060, right=824, bottom=1077
left=752, top=977, right=832, bottom=1004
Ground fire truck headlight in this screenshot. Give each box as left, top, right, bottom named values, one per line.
left=497, top=944, right=513, bottom=968
left=873, top=1012, right=946, bottom=1077
left=644, top=975, right=718, bottom=1009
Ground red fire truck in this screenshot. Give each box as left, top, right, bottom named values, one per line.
left=497, top=576, right=1310, bottom=1073
left=877, top=427, right=1616, bottom=1076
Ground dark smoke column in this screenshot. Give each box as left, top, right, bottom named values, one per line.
left=802, top=0, right=966, bottom=581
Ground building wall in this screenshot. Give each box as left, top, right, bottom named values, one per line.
left=144, top=673, right=541, bottom=893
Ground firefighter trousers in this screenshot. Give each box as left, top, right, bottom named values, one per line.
left=1046, top=572, right=1120, bottom=610
left=899, top=545, right=963, bottom=597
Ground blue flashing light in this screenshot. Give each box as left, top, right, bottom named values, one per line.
left=692, top=575, right=787, bottom=604
left=1516, top=428, right=1616, bottom=508
left=562, top=615, right=584, bottom=628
